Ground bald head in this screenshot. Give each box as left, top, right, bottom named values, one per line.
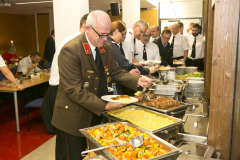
left=85, top=10, right=111, bottom=47
left=171, top=23, right=180, bottom=35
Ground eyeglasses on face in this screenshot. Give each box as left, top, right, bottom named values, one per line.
left=138, top=25, right=144, bottom=34
left=120, top=31, right=126, bottom=38
left=90, top=25, right=110, bottom=39
left=143, top=34, right=151, bottom=38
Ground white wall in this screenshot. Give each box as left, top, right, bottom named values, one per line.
left=122, top=0, right=140, bottom=29
left=53, top=0, right=89, bottom=49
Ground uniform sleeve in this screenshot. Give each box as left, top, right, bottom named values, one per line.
left=58, top=46, right=107, bottom=116
left=153, top=43, right=161, bottom=61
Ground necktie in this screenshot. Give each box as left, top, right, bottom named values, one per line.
left=119, top=43, right=125, bottom=57
left=143, top=44, right=147, bottom=60
left=95, top=47, right=108, bottom=98
left=191, top=38, right=196, bottom=59
left=170, top=36, right=175, bottom=56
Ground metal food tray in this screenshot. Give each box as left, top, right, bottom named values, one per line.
left=155, top=80, right=185, bottom=86
left=85, top=155, right=108, bottom=160
left=102, top=105, right=185, bottom=135
left=150, top=85, right=182, bottom=93
left=134, top=102, right=189, bottom=114
left=80, top=122, right=182, bottom=160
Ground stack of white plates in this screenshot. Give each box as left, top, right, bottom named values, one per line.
left=186, top=80, right=204, bottom=93
left=185, top=77, right=205, bottom=81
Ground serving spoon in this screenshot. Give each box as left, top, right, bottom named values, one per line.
left=81, top=136, right=144, bottom=156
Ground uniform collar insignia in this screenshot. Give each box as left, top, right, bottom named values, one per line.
left=83, top=43, right=91, bottom=54
left=99, top=47, right=105, bottom=53
left=129, top=32, right=132, bottom=35
left=110, top=41, right=116, bottom=44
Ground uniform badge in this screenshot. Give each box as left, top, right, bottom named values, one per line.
left=104, top=65, right=109, bottom=72
left=87, top=70, right=94, bottom=73
left=129, top=32, right=132, bottom=35
left=83, top=43, right=91, bottom=54
left=84, top=82, right=89, bottom=88
left=107, top=77, right=111, bottom=83
left=99, top=47, right=105, bottom=53
left=110, top=41, right=115, bottom=44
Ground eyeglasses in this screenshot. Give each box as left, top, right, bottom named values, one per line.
left=138, top=25, right=144, bottom=35
left=90, top=25, right=109, bottom=39
left=143, top=34, right=151, bottom=38
left=120, top=32, right=126, bottom=38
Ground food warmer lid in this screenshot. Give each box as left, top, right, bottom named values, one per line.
left=177, top=154, right=221, bottom=160
left=174, top=140, right=215, bottom=158
left=185, top=102, right=208, bottom=117
left=180, top=115, right=209, bottom=137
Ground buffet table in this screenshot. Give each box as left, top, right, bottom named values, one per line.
left=0, top=74, right=50, bottom=132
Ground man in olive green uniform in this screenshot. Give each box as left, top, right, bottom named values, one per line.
left=51, top=10, right=152, bottom=160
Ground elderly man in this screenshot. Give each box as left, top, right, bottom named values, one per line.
left=2, top=46, right=18, bottom=65
left=169, top=23, right=188, bottom=63
left=153, top=29, right=173, bottom=66
left=124, top=20, right=148, bottom=63
left=41, top=14, right=88, bottom=134
left=135, top=28, right=160, bottom=62
left=17, top=51, right=47, bottom=74
left=51, top=10, right=152, bottom=160
left=44, top=30, right=55, bottom=62
left=186, top=23, right=205, bottom=71
left=150, top=26, right=160, bottom=42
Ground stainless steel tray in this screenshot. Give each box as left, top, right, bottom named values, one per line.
left=150, top=85, right=182, bottom=93
left=80, top=122, right=182, bottom=160
left=155, top=80, right=185, bottom=86
left=134, top=102, right=189, bottom=113
left=85, top=155, right=108, bottom=160
left=102, top=105, right=185, bottom=135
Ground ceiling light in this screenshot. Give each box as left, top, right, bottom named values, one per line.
left=16, top=1, right=52, bottom=5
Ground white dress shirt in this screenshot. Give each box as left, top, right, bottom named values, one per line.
left=49, top=31, right=81, bottom=86
left=149, top=36, right=159, bottom=43
left=121, top=42, right=133, bottom=63
left=0, top=56, right=6, bottom=68
left=187, top=34, right=205, bottom=59
left=124, top=28, right=135, bottom=53
left=169, top=32, right=188, bottom=58
left=135, top=40, right=160, bottom=62
left=17, top=56, right=41, bottom=74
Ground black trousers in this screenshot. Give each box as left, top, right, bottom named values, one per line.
left=173, top=56, right=184, bottom=60
left=186, top=58, right=204, bottom=71
left=41, top=85, right=58, bottom=134
left=55, top=113, right=103, bottom=160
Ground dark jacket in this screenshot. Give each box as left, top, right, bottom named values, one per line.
left=44, top=36, right=55, bottom=62
left=153, top=37, right=173, bottom=66
left=51, top=33, right=139, bottom=137
left=106, top=37, right=149, bottom=94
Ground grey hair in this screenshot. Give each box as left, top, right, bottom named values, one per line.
left=134, top=20, right=149, bottom=28
left=9, top=46, right=16, bottom=52
left=86, top=10, right=109, bottom=28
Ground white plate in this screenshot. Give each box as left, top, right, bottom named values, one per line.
left=108, top=87, right=113, bottom=92
left=159, top=67, right=171, bottom=71
left=186, top=77, right=205, bottom=81
left=101, top=95, right=138, bottom=104
left=139, top=60, right=161, bottom=66
left=173, top=62, right=184, bottom=65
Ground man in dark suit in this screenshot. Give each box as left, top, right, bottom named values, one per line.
left=51, top=10, right=152, bottom=160
left=153, top=29, right=173, bottom=66
left=44, top=30, right=55, bottom=62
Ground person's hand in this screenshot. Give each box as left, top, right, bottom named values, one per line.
left=42, top=69, right=48, bottom=73
left=182, top=63, right=186, bottom=66
left=31, top=64, right=38, bottom=68
left=137, top=76, right=152, bottom=88
left=17, top=84, right=24, bottom=91
left=133, top=63, right=142, bottom=66
left=149, top=66, right=159, bottom=74
left=139, top=59, right=145, bottom=63
left=167, top=65, right=171, bottom=67
left=129, top=69, right=140, bottom=76
left=105, top=103, right=123, bottom=110
left=160, top=65, right=165, bottom=68
left=173, top=60, right=178, bottom=62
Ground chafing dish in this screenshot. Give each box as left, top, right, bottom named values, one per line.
left=102, top=105, right=185, bottom=139
left=85, top=155, right=108, bottom=160
left=177, top=154, right=221, bottom=160
left=178, top=116, right=209, bottom=144
left=135, top=102, right=189, bottom=118
left=174, top=140, right=215, bottom=158
left=80, top=122, right=182, bottom=160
